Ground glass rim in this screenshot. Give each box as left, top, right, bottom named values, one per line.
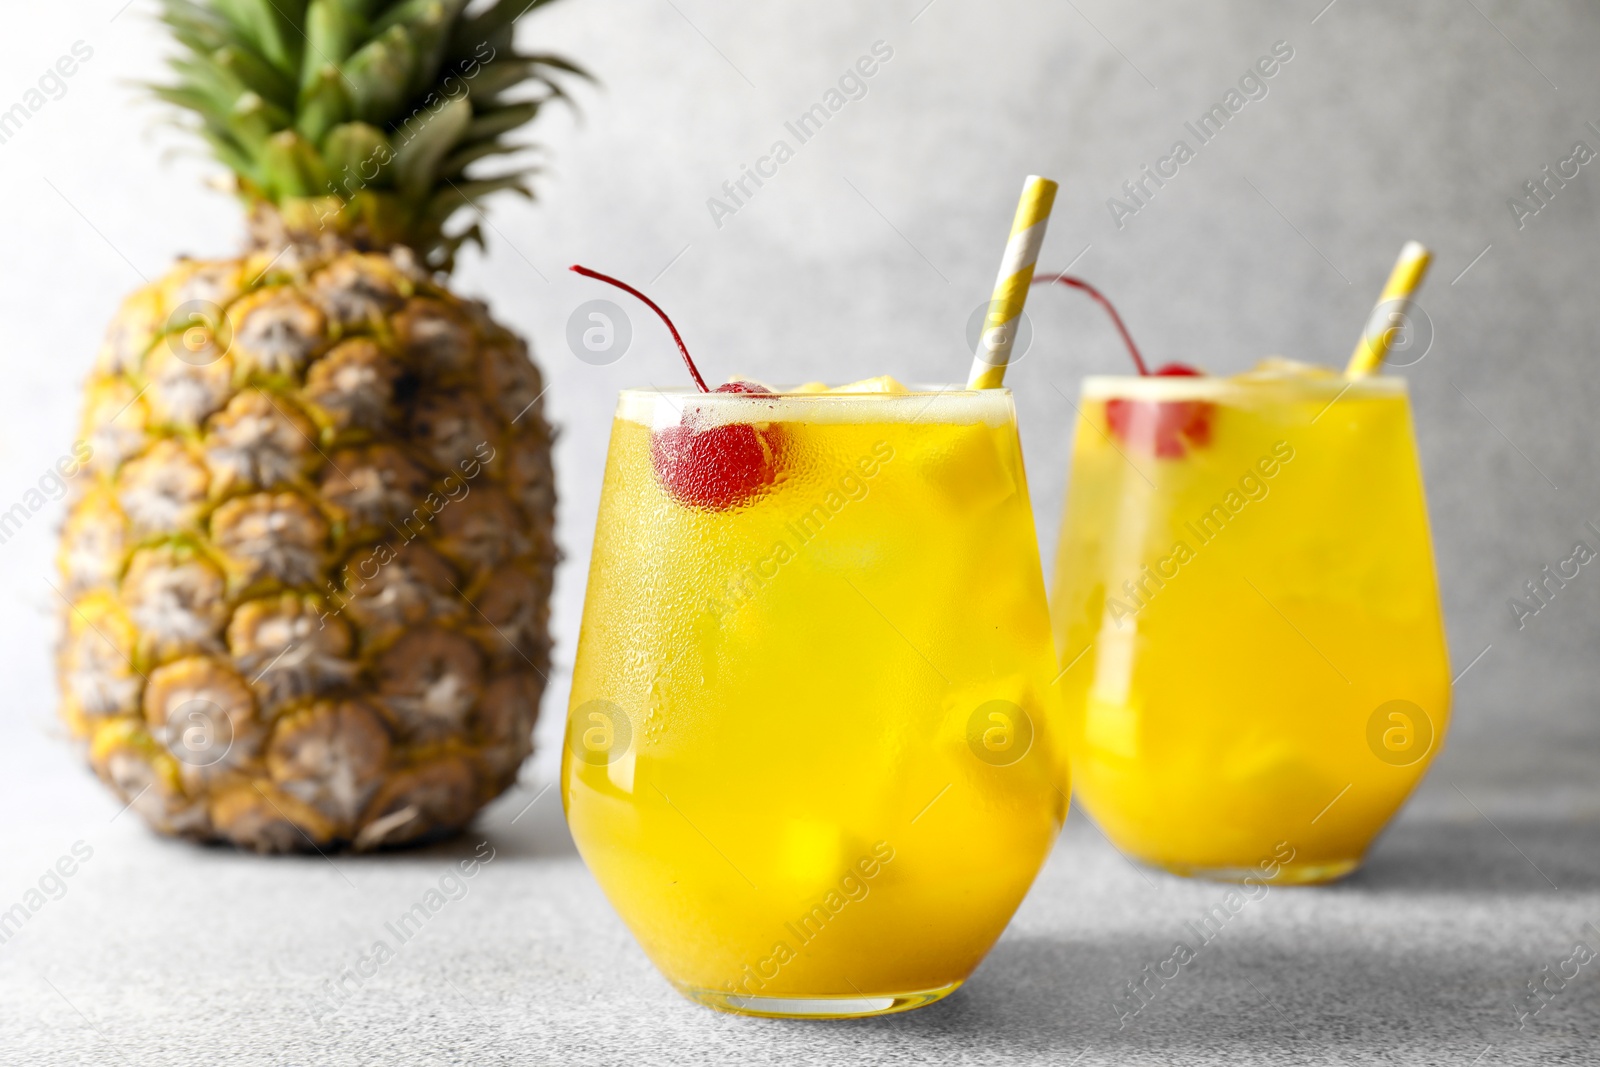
left=615, top=384, right=1010, bottom=400
left=1080, top=373, right=1409, bottom=401
left=613, top=385, right=1017, bottom=427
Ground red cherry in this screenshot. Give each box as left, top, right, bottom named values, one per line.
left=650, top=386, right=784, bottom=510
left=1105, top=371, right=1214, bottom=458
left=1033, top=274, right=1213, bottom=458
left=570, top=265, right=787, bottom=509
left=711, top=379, right=771, bottom=395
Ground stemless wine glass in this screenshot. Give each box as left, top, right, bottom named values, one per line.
left=563, top=385, right=1066, bottom=1018
left=1051, top=370, right=1450, bottom=883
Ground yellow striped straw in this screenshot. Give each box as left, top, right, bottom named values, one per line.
left=1344, top=241, right=1433, bottom=378
left=966, top=175, right=1059, bottom=389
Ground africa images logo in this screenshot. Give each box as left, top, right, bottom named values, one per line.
left=705, top=41, right=895, bottom=229
left=1105, top=40, right=1295, bottom=230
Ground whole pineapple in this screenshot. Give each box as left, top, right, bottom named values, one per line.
left=56, top=0, right=578, bottom=852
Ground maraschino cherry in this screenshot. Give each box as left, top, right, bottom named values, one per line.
left=1032, top=273, right=1212, bottom=458
left=570, top=266, right=783, bottom=509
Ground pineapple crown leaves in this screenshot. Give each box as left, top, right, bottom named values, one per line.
left=152, top=0, right=589, bottom=269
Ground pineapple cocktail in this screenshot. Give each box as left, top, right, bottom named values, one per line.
left=1051, top=362, right=1450, bottom=882
left=564, top=377, right=1066, bottom=1018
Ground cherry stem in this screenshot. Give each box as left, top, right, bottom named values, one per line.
left=569, top=264, right=709, bottom=392
left=1032, top=273, right=1150, bottom=377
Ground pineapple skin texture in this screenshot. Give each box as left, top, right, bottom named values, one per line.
left=58, top=245, right=556, bottom=853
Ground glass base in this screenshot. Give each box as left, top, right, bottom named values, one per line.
left=681, top=981, right=962, bottom=1019
left=1158, top=857, right=1362, bottom=885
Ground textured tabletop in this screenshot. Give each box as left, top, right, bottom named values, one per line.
left=2, top=717, right=1594, bottom=1067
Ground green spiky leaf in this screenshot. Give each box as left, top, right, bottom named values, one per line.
left=330, top=0, right=384, bottom=18
left=393, top=95, right=472, bottom=199
left=343, top=24, right=416, bottom=124
left=231, top=91, right=291, bottom=152
left=196, top=127, right=262, bottom=183
left=215, top=44, right=296, bottom=108
left=372, top=0, right=464, bottom=99
left=296, top=66, right=351, bottom=144
left=424, top=173, right=534, bottom=224
left=152, top=0, right=583, bottom=269
left=214, top=0, right=302, bottom=76
left=160, top=0, right=243, bottom=53
left=300, top=1, right=360, bottom=91
left=163, top=58, right=243, bottom=114
left=439, top=137, right=532, bottom=178
left=321, top=121, right=395, bottom=194
left=465, top=101, right=542, bottom=142
left=260, top=129, right=329, bottom=198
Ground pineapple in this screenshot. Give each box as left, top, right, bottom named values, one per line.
left=56, top=0, right=581, bottom=852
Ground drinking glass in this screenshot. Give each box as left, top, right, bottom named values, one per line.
left=1051, top=372, right=1450, bottom=883
left=563, top=386, right=1066, bottom=1018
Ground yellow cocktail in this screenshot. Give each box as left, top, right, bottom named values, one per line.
left=564, top=385, right=1066, bottom=1018
left=1052, top=364, right=1450, bottom=882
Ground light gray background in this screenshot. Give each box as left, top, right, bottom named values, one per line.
left=2, top=1, right=1598, bottom=1064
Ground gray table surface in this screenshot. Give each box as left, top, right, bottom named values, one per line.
left=1, top=714, right=1594, bottom=1067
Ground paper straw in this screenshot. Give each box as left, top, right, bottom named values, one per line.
left=1344, top=241, right=1433, bottom=378
left=966, top=175, right=1059, bottom=389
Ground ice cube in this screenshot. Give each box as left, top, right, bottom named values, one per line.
left=1237, top=356, right=1339, bottom=380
